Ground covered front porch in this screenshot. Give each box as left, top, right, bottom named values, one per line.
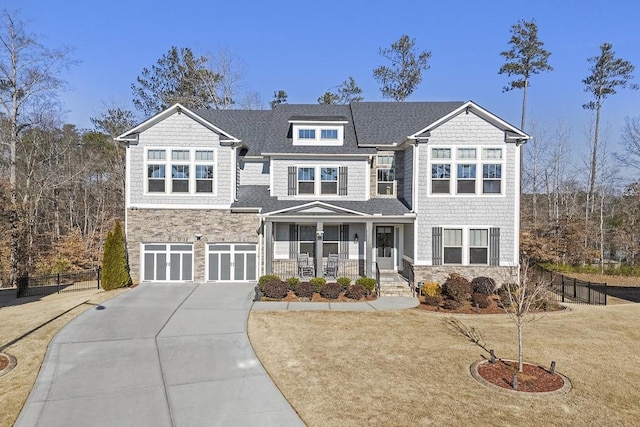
left=260, top=201, right=415, bottom=281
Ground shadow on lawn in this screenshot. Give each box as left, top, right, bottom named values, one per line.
left=591, top=285, right=640, bottom=303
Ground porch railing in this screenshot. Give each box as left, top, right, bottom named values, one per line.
left=271, top=258, right=361, bottom=281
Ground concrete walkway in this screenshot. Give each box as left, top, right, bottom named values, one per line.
left=16, top=283, right=304, bottom=427
left=252, top=296, right=419, bottom=311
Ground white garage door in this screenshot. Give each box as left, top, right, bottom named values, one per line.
left=143, top=243, right=193, bottom=282
left=207, top=243, right=257, bottom=282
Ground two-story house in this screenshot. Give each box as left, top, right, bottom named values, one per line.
left=116, top=101, right=528, bottom=290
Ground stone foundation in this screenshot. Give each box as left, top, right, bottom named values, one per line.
left=412, top=265, right=518, bottom=286
left=126, top=208, right=261, bottom=283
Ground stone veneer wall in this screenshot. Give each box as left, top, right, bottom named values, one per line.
left=413, top=265, right=518, bottom=286
left=126, top=209, right=261, bottom=283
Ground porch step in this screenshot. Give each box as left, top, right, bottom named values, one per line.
left=378, top=273, right=414, bottom=297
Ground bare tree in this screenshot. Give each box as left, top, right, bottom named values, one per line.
left=618, top=116, right=640, bottom=173
left=0, top=9, right=74, bottom=286
left=499, top=260, right=551, bottom=372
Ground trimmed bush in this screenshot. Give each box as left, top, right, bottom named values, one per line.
left=101, top=220, right=132, bottom=290
left=421, top=282, right=441, bottom=297
left=442, top=298, right=462, bottom=310
left=356, top=277, right=377, bottom=294
left=424, top=294, right=443, bottom=307
left=294, top=281, right=315, bottom=298
left=442, top=273, right=472, bottom=303
left=337, top=276, right=351, bottom=290
left=310, top=277, right=326, bottom=292
left=285, top=276, right=300, bottom=290
left=471, top=276, right=497, bottom=295
left=471, top=292, right=490, bottom=308
left=320, top=282, right=341, bottom=299
left=345, top=284, right=366, bottom=300
left=258, top=274, right=280, bottom=292
left=263, top=280, right=288, bottom=299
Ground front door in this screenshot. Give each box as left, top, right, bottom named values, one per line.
left=376, top=226, right=395, bottom=271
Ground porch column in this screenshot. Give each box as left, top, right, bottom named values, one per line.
left=265, top=221, right=273, bottom=274
left=365, top=221, right=373, bottom=277
left=316, top=221, right=323, bottom=278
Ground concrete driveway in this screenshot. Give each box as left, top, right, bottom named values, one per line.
left=16, top=282, right=304, bottom=427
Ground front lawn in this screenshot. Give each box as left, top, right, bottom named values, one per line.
left=248, top=304, right=640, bottom=426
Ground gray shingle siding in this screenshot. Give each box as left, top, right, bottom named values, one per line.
left=129, top=112, right=234, bottom=206
left=415, top=111, right=518, bottom=266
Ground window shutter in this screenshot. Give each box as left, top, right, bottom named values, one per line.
left=288, top=166, right=297, bottom=195
left=339, top=224, right=350, bottom=259
left=339, top=166, right=348, bottom=195
left=432, top=227, right=442, bottom=266
left=289, top=224, right=298, bottom=259
left=490, top=228, right=500, bottom=266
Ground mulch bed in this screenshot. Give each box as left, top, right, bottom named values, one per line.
left=476, top=359, right=566, bottom=393
left=0, top=354, right=8, bottom=371
left=262, top=291, right=377, bottom=303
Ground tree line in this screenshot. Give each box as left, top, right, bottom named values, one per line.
left=0, top=9, right=639, bottom=287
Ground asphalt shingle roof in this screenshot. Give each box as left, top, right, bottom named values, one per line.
left=350, top=102, right=464, bottom=145
left=195, top=101, right=465, bottom=155
left=232, top=186, right=412, bottom=215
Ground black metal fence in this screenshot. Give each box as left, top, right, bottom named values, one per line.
left=17, top=268, right=101, bottom=298
left=535, top=266, right=607, bottom=306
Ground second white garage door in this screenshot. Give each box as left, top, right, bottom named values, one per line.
left=207, top=243, right=257, bottom=281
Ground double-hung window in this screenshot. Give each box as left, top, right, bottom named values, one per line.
left=195, top=150, right=214, bottom=193
left=456, top=148, right=477, bottom=194
left=298, top=168, right=315, bottom=194
left=443, top=229, right=463, bottom=264
left=147, top=149, right=166, bottom=193
left=482, top=148, right=502, bottom=194
left=431, top=148, right=451, bottom=194
left=469, top=229, right=489, bottom=264
left=171, top=150, right=190, bottom=193
left=376, top=154, right=395, bottom=195
left=321, top=167, right=338, bottom=194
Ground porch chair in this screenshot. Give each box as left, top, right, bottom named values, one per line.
left=324, top=253, right=339, bottom=279
left=297, top=253, right=314, bottom=278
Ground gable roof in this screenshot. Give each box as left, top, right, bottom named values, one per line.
left=407, top=101, right=530, bottom=141
left=115, top=103, right=241, bottom=143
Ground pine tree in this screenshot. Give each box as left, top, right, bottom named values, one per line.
left=101, top=220, right=131, bottom=290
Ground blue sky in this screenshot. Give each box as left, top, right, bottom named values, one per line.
left=6, top=0, right=640, bottom=173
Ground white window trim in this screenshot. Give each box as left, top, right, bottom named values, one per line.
left=144, top=147, right=217, bottom=196
left=296, top=165, right=341, bottom=197
left=441, top=226, right=491, bottom=265
left=428, top=145, right=505, bottom=196
left=292, top=124, right=344, bottom=146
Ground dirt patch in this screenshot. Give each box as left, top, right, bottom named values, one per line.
left=475, top=359, right=567, bottom=393
left=0, top=353, right=8, bottom=371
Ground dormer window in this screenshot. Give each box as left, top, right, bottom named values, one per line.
left=299, top=129, right=316, bottom=139
left=290, top=117, right=347, bottom=146
left=320, top=129, right=338, bottom=140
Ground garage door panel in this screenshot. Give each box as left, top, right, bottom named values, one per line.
left=144, top=253, right=155, bottom=281
left=234, top=253, right=245, bottom=281
left=182, top=253, right=193, bottom=280
left=157, top=253, right=167, bottom=280
left=246, top=253, right=256, bottom=281
left=208, top=254, right=219, bottom=281
left=220, top=253, right=231, bottom=280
